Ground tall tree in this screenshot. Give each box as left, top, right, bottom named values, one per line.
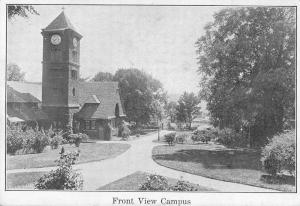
left=165, top=101, right=177, bottom=122
left=196, top=7, right=295, bottom=144
left=176, top=92, right=200, bottom=128
left=92, top=72, right=114, bottom=82
left=8, top=5, right=39, bottom=19
left=114, top=68, right=166, bottom=126
left=7, top=63, right=25, bottom=81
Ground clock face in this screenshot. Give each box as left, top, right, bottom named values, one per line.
left=73, top=38, right=78, bottom=47
left=51, top=34, right=61, bottom=45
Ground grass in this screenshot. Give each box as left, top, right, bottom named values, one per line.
left=152, top=144, right=295, bottom=192
left=6, top=172, right=47, bottom=190
left=7, top=143, right=131, bottom=170
left=97, top=171, right=216, bottom=191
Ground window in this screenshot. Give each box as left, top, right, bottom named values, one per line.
left=72, top=88, right=76, bottom=97
left=85, top=120, right=96, bottom=130
left=72, top=51, right=78, bottom=62
left=91, top=120, right=96, bottom=130
left=71, top=70, right=77, bottom=80
left=85, top=120, right=90, bottom=130
left=115, top=103, right=120, bottom=117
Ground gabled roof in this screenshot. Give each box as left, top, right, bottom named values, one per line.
left=44, top=11, right=78, bottom=32
left=6, top=81, right=126, bottom=120
left=76, top=82, right=126, bottom=119
left=7, top=82, right=42, bottom=102
left=7, top=104, right=48, bottom=121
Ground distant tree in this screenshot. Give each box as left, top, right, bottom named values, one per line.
left=7, top=63, right=25, bottom=81
left=196, top=7, right=295, bottom=144
left=114, top=68, right=166, bottom=126
left=165, top=101, right=177, bottom=122
left=79, top=76, right=90, bottom=82
left=8, top=5, right=39, bottom=19
left=176, top=92, right=200, bottom=129
left=92, top=72, right=114, bottom=82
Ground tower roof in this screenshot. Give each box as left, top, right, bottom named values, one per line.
left=44, top=11, right=78, bottom=32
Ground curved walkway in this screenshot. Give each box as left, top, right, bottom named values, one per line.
left=7, top=131, right=278, bottom=192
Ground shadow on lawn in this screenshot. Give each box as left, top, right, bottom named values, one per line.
left=153, top=147, right=262, bottom=170
left=260, top=174, right=295, bottom=186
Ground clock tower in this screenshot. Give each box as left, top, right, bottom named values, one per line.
left=41, top=11, right=82, bottom=128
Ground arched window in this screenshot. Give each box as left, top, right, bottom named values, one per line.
left=72, top=88, right=75, bottom=97
left=115, top=103, right=120, bottom=117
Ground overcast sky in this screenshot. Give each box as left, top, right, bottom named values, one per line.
left=7, top=5, right=222, bottom=95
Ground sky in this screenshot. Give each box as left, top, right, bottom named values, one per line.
left=7, top=5, right=222, bottom=96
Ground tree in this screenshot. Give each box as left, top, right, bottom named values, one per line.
left=92, top=72, right=114, bottom=82
left=165, top=101, right=177, bottom=123
left=176, top=92, right=200, bottom=129
left=114, top=68, right=166, bottom=126
left=196, top=7, right=295, bottom=145
left=7, top=63, right=25, bottom=81
left=8, top=5, right=39, bottom=19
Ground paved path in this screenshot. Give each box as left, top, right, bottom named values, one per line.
left=8, top=131, right=278, bottom=192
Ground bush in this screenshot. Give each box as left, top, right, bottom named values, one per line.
left=176, top=133, right=188, bottom=144
left=215, top=128, right=247, bottom=148
left=7, top=128, right=24, bottom=154
left=191, top=129, right=211, bottom=144
left=169, top=180, right=198, bottom=191
left=35, top=150, right=83, bottom=190
left=121, top=126, right=131, bottom=140
left=139, top=175, right=198, bottom=191
left=50, top=134, right=64, bottom=149
left=22, top=129, right=49, bottom=154
left=164, top=132, right=176, bottom=146
left=261, top=130, right=295, bottom=176
left=139, top=174, right=169, bottom=191
left=68, top=133, right=88, bottom=147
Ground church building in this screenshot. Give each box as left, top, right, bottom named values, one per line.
left=7, top=11, right=126, bottom=140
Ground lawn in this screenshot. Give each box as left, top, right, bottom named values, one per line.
left=6, top=171, right=47, bottom=190
left=97, top=171, right=216, bottom=191
left=7, top=143, right=131, bottom=170
left=152, top=144, right=295, bottom=192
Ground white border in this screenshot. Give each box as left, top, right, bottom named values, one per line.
left=0, top=0, right=299, bottom=206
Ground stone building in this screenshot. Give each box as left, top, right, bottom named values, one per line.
left=7, top=11, right=126, bottom=140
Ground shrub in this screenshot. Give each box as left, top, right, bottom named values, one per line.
left=139, top=174, right=169, bottom=191
left=121, top=125, right=131, bottom=140
left=215, top=128, right=247, bottom=148
left=191, top=131, right=209, bottom=144
left=169, top=180, right=198, bottom=191
left=7, top=128, right=23, bottom=154
left=35, top=150, right=83, bottom=190
left=50, top=134, right=64, bottom=149
left=261, top=130, right=295, bottom=176
left=31, top=130, right=49, bottom=153
left=22, top=129, right=49, bottom=154
left=68, top=133, right=88, bottom=147
left=176, top=133, right=188, bottom=144
left=164, top=132, right=176, bottom=146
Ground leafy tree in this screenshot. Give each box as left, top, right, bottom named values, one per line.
left=196, top=7, right=295, bottom=145
left=176, top=92, right=200, bottom=128
left=92, top=71, right=114, bottom=82
left=8, top=5, right=39, bottom=19
left=7, top=63, right=25, bottom=81
left=165, top=101, right=177, bottom=122
left=114, top=68, right=166, bottom=126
